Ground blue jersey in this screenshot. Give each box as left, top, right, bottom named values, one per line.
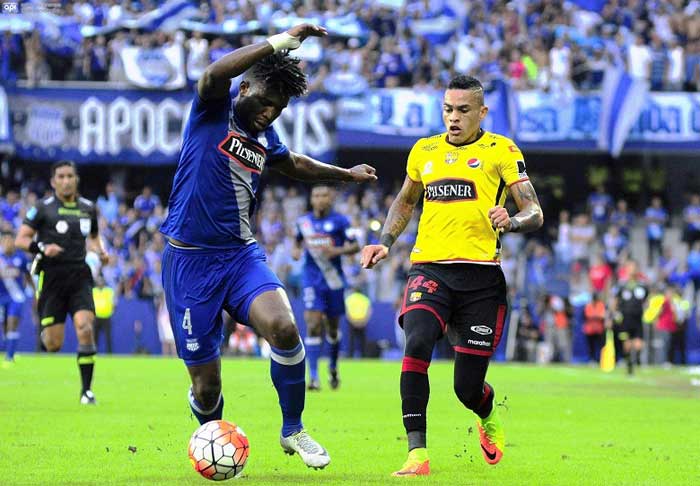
left=296, top=211, right=353, bottom=291
left=160, top=88, right=289, bottom=248
left=0, top=251, right=28, bottom=303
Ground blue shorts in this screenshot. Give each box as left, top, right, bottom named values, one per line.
left=0, top=300, right=24, bottom=320
left=162, top=242, right=283, bottom=366
left=302, top=282, right=345, bottom=318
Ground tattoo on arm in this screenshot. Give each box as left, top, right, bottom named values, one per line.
left=509, top=181, right=544, bottom=233
left=381, top=176, right=423, bottom=243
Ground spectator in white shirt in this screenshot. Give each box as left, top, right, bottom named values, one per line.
left=627, top=34, right=652, bottom=80
left=667, top=37, right=685, bottom=90
left=186, top=31, right=209, bottom=81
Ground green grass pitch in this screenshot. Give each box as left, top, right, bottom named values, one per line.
left=1, top=355, right=699, bottom=485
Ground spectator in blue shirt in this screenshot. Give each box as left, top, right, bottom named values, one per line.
left=98, top=181, right=120, bottom=224
left=645, top=196, right=668, bottom=266
left=682, top=193, right=700, bottom=247
left=649, top=34, right=668, bottom=91
left=133, top=186, right=161, bottom=221
left=588, top=185, right=612, bottom=234
left=0, top=190, right=21, bottom=228
left=610, top=199, right=634, bottom=238
left=688, top=242, right=700, bottom=300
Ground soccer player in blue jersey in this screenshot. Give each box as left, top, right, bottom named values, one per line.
left=294, top=185, right=359, bottom=391
left=159, top=24, right=376, bottom=470
left=1, top=231, right=31, bottom=367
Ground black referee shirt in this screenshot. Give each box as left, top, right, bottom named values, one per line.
left=23, top=195, right=98, bottom=267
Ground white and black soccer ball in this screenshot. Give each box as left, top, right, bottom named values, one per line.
left=188, top=420, right=250, bottom=481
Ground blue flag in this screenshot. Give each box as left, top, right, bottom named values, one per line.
left=597, top=68, right=649, bottom=158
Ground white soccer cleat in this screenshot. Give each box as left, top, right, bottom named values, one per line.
left=280, top=430, right=330, bottom=469
left=80, top=390, right=97, bottom=405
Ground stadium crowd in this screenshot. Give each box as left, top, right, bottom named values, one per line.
left=0, top=173, right=699, bottom=364
left=2, top=0, right=700, bottom=92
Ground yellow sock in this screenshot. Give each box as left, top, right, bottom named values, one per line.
left=408, top=447, right=429, bottom=462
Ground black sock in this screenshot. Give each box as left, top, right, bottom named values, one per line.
left=401, top=367, right=430, bottom=450
left=626, top=350, right=634, bottom=375
left=407, top=431, right=426, bottom=451
left=454, top=353, right=493, bottom=418
left=400, top=309, right=441, bottom=452
left=77, top=344, right=97, bottom=394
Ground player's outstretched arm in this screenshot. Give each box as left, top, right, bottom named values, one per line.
left=361, top=176, right=423, bottom=269
left=270, top=151, right=377, bottom=183
left=488, top=180, right=544, bottom=234
left=198, top=23, right=327, bottom=100
left=322, top=240, right=360, bottom=259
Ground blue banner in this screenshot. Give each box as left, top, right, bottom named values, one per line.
left=4, top=85, right=700, bottom=162
left=513, top=89, right=700, bottom=151
left=337, top=83, right=512, bottom=149
left=5, top=86, right=338, bottom=164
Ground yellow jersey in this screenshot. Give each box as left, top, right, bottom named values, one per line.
left=406, top=130, right=528, bottom=264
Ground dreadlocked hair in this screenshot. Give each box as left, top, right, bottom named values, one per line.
left=250, top=51, right=308, bottom=98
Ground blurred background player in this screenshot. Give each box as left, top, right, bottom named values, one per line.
left=611, top=259, right=649, bottom=375
left=0, top=231, right=31, bottom=367
left=362, top=75, right=543, bottom=476
left=14, top=161, right=109, bottom=403
left=293, top=185, right=359, bottom=391
left=159, top=23, right=376, bottom=470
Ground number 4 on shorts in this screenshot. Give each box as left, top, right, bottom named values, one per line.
left=182, top=308, right=193, bottom=335
left=408, top=276, right=439, bottom=294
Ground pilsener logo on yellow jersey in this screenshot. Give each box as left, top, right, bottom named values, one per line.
left=425, top=179, right=477, bottom=202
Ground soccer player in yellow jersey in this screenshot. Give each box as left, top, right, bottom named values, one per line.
left=361, top=75, right=543, bottom=476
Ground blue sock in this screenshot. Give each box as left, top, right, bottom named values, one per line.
left=304, top=337, right=322, bottom=381
left=327, top=332, right=341, bottom=372
left=188, top=387, right=224, bottom=425
left=270, top=342, right=306, bottom=437
left=5, top=331, right=19, bottom=360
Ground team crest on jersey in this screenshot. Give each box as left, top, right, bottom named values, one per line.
left=467, top=158, right=481, bottom=169
left=445, top=151, right=459, bottom=164
left=425, top=178, right=478, bottom=202
left=409, top=291, right=422, bottom=302
left=55, top=220, right=68, bottom=234
left=323, top=222, right=334, bottom=232
left=218, top=132, right=267, bottom=174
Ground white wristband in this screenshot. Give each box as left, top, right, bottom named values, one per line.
left=266, top=32, right=301, bottom=53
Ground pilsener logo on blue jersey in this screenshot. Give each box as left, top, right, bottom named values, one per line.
left=218, top=132, right=267, bottom=174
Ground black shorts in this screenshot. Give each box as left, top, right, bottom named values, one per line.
left=37, top=264, right=95, bottom=327
left=621, top=318, right=643, bottom=340
left=399, top=263, right=508, bottom=357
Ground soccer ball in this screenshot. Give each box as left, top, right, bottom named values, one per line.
left=188, top=420, right=250, bottom=480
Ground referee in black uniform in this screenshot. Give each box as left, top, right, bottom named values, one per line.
left=15, top=161, right=109, bottom=404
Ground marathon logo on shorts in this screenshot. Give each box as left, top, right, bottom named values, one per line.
left=468, top=339, right=490, bottom=347
left=425, top=178, right=477, bottom=202
left=186, top=338, right=200, bottom=352
left=218, top=132, right=267, bottom=174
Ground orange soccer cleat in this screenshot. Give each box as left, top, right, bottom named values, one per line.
left=392, top=448, right=430, bottom=477
left=476, top=407, right=505, bottom=465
